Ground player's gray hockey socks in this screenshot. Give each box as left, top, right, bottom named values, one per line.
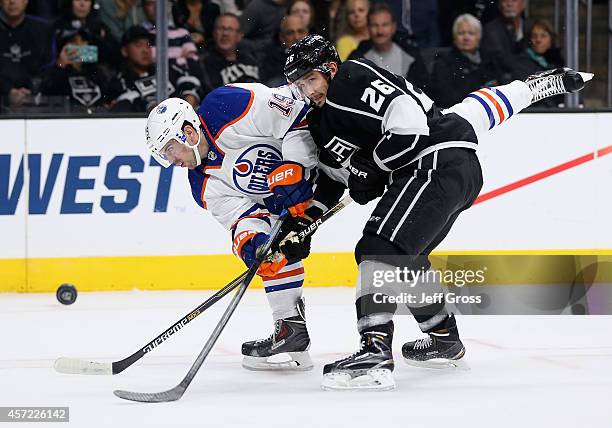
left=404, top=267, right=450, bottom=333
left=355, top=260, right=397, bottom=332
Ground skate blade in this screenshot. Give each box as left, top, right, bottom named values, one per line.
left=403, top=357, right=470, bottom=371
left=321, top=369, right=395, bottom=391
left=578, top=72, right=594, bottom=83
left=242, top=352, right=313, bottom=371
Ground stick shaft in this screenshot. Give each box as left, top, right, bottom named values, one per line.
left=112, top=195, right=353, bottom=373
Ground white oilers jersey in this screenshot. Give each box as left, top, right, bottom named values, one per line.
left=187, top=83, right=317, bottom=231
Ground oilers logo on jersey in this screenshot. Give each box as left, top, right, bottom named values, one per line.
left=232, top=144, right=282, bottom=194
left=188, top=82, right=319, bottom=229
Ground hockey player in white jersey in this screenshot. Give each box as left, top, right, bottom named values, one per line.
left=144, top=84, right=345, bottom=371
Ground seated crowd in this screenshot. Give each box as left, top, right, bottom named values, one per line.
left=0, top=0, right=565, bottom=114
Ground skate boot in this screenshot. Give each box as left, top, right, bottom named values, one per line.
left=321, top=321, right=395, bottom=391
left=241, top=298, right=313, bottom=371
left=401, top=314, right=468, bottom=370
left=525, top=67, right=594, bottom=103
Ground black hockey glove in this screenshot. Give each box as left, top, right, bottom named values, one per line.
left=348, top=154, right=389, bottom=205
left=273, top=217, right=311, bottom=261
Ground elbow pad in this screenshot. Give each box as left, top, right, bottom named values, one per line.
left=373, top=132, right=421, bottom=171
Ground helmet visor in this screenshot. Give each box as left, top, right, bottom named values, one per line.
left=150, top=138, right=182, bottom=168
left=151, top=151, right=172, bottom=168
left=291, top=71, right=328, bottom=106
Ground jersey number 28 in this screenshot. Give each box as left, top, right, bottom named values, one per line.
left=360, top=79, right=395, bottom=113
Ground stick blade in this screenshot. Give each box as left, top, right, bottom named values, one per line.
left=54, top=357, right=113, bottom=375
left=113, top=386, right=185, bottom=403
left=578, top=72, right=594, bottom=83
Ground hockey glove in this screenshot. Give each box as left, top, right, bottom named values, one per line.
left=348, top=154, right=389, bottom=205
left=273, top=214, right=314, bottom=261
left=267, top=161, right=313, bottom=217
left=233, top=231, right=288, bottom=277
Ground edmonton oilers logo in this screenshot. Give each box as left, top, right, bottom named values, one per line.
left=233, top=144, right=282, bottom=194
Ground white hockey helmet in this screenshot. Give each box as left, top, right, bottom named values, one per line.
left=145, top=98, right=203, bottom=168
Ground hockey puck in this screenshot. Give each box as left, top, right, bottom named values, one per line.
left=56, top=284, right=78, bottom=305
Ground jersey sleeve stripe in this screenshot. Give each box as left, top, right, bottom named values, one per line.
left=492, top=88, right=514, bottom=117
left=477, top=89, right=506, bottom=124
left=467, top=93, right=495, bottom=129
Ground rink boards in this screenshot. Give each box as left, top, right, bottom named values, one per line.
left=1, top=113, right=612, bottom=292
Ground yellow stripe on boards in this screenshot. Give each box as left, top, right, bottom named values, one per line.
left=0, top=259, right=27, bottom=292
left=0, top=253, right=358, bottom=292
left=1, top=250, right=612, bottom=292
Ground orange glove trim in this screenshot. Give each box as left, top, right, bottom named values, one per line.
left=232, top=230, right=257, bottom=258
left=288, top=199, right=313, bottom=217
left=257, top=254, right=288, bottom=277
left=267, top=163, right=304, bottom=191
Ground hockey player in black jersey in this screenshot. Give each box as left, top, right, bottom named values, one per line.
left=283, top=34, right=593, bottom=390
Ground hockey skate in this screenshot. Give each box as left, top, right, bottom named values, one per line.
left=401, top=314, right=469, bottom=370
left=525, top=67, right=594, bottom=103
left=321, top=322, right=395, bottom=391
left=241, top=298, right=313, bottom=371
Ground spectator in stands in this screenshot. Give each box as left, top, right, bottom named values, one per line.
left=26, top=0, right=61, bottom=20
left=172, top=0, right=220, bottom=51
left=348, top=3, right=429, bottom=91
left=107, top=25, right=201, bottom=112
left=40, top=29, right=111, bottom=111
left=512, top=19, right=564, bottom=107
left=0, top=0, right=52, bottom=107
left=430, top=13, right=502, bottom=108
left=218, top=0, right=243, bottom=16
left=261, top=15, right=308, bottom=86
left=53, top=0, right=121, bottom=67
left=97, top=0, right=145, bottom=43
left=287, top=0, right=316, bottom=34
left=335, top=0, right=369, bottom=61
left=384, top=0, right=440, bottom=48
left=240, top=0, right=286, bottom=51
left=141, top=0, right=198, bottom=66
left=199, top=13, right=260, bottom=94
left=438, top=0, right=500, bottom=46
left=480, top=0, right=526, bottom=75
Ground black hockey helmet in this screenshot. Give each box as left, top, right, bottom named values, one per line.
left=284, top=34, right=341, bottom=83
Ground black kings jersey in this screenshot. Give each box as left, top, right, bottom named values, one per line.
left=310, top=58, right=478, bottom=171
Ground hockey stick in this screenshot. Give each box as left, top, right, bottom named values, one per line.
left=54, top=271, right=248, bottom=375
left=54, top=195, right=353, bottom=377
left=113, top=211, right=290, bottom=402
left=113, top=195, right=353, bottom=403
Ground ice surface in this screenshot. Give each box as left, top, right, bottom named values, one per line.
left=1, top=288, right=611, bottom=427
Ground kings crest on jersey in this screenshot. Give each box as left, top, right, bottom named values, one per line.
left=187, top=83, right=314, bottom=229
